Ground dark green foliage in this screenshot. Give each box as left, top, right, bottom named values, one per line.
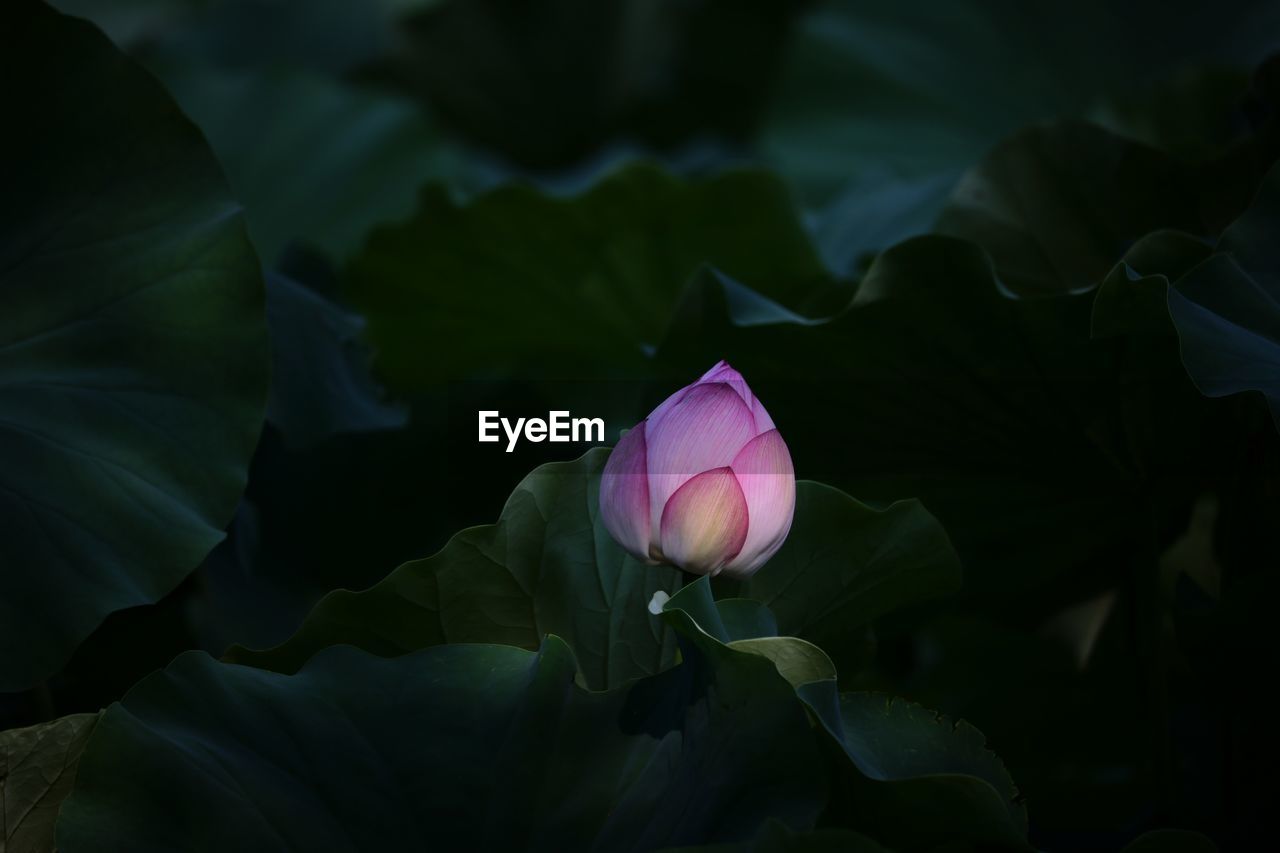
left=58, top=637, right=827, bottom=851
left=5, top=0, right=1278, bottom=849
left=153, top=64, right=469, bottom=267
left=367, top=0, right=800, bottom=169
left=264, top=272, right=406, bottom=449
left=0, top=1, right=268, bottom=691
left=54, top=581, right=1025, bottom=851
left=226, top=448, right=684, bottom=688
left=1169, top=163, right=1280, bottom=426
left=347, top=166, right=829, bottom=387
left=0, top=713, right=98, bottom=852
left=228, top=450, right=960, bottom=691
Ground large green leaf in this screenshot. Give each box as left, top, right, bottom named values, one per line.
left=660, top=579, right=1028, bottom=853
left=58, top=638, right=827, bottom=851
left=1169, top=161, right=1280, bottom=426
left=761, top=0, right=1280, bottom=269
left=60, top=567, right=1020, bottom=851
left=1091, top=230, right=1215, bottom=340
left=228, top=450, right=961, bottom=690
left=152, top=64, right=470, bottom=266
left=936, top=111, right=1279, bottom=296
left=0, top=2, right=268, bottom=690
left=263, top=272, right=406, bottom=449
left=227, top=448, right=682, bottom=689
left=0, top=713, right=98, bottom=853
left=829, top=693, right=1028, bottom=852
left=52, top=0, right=457, bottom=267
left=735, top=482, right=961, bottom=673
left=345, top=164, right=828, bottom=388
left=53, top=0, right=409, bottom=74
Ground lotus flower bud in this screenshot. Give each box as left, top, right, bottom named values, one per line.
left=599, top=361, right=795, bottom=578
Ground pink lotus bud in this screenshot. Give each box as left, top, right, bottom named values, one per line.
left=600, top=361, right=795, bottom=578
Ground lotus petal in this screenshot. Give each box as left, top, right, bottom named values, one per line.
left=599, top=423, right=653, bottom=561
left=724, top=430, right=796, bottom=577
left=659, top=467, right=749, bottom=574
left=645, top=382, right=756, bottom=543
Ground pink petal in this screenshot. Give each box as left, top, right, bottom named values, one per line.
left=722, top=430, right=795, bottom=578
left=644, top=382, right=757, bottom=544
left=698, top=360, right=756, bottom=410
left=749, top=397, right=776, bottom=434
left=698, top=360, right=738, bottom=382
left=599, top=423, right=654, bottom=562
left=698, top=361, right=777, bottom=435
left=643, top=384, right=692, bottom=437
left=659, top=467, right=749, bottom=575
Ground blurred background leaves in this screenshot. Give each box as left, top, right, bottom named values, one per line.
left=349, top=165, right=829, bottom=388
